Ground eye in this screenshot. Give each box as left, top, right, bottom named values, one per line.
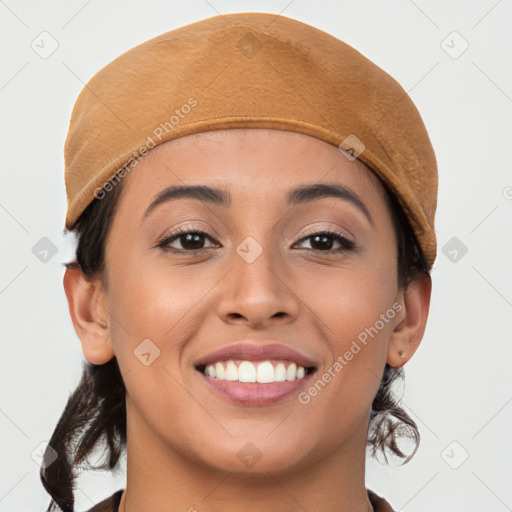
left=156, top=226, right=219, bottom=254
left=155, top=227, right=356, bottom=255
left=295, top=229, right=356, bottom=254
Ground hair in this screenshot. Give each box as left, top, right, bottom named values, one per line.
left=40, top=167, right=429, bottom=511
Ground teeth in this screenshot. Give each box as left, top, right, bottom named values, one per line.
left=239, top=361, right=256, bottom=382
left=286, top=362, right=297, bottom=381
left=203, top=360, right=308, bottom=382
left=225, top=360, right=238, bottom=381
left=274, top=362, right=287, bottom=382
left=215, top=362, right=225, bottom=379
left=256, top=361, right=274, bottom=383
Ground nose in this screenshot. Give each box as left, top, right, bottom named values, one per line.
left=216, top=242, right=300, bottom=329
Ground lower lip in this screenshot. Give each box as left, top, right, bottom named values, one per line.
left=197, top=370, right=315, bottom=406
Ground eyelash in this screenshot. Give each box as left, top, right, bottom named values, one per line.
left=155, top=225, right=356, bottom=256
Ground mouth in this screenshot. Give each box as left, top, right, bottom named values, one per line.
left=194, top=342, right=318, bottom=406
left=195, top=359, right=317, bottom=382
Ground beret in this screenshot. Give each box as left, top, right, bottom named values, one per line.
left=64, top=12, right=438, bottom=268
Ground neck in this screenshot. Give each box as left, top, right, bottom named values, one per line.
left=121, top=400, right=373, bottom=512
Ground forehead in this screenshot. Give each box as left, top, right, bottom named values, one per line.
left=119, top=128, right=386, bottom=206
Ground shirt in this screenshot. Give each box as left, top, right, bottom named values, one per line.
left=85, top=488, right=395, bottom=511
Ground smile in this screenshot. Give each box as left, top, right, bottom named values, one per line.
left=193, top=341, right=318, bottom=405
left=200, top=359, right=312, bottom=383
left=195, top=360, right=317, bottom=406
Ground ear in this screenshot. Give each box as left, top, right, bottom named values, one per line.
left=63, top=265, right=114, bottom=365
left=387, top=271, right=432, bottom=367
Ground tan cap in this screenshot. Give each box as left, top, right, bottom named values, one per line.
left=64, top=12, right=438, bottom=268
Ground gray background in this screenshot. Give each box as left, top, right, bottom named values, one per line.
left=1, top=1, right=511, bottom=510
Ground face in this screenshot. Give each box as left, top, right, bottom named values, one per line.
left=99, top=128, right=405, bottom=474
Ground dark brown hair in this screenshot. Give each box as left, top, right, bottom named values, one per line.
left=40, top=170, right=428, bottom=511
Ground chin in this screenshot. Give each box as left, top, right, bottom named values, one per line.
left=190, top=433, right=314, bottom=476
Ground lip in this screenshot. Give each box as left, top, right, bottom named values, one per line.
left=193, top=340, right=318, bottom=406
left=197, top=371, right=315, bottom=406
left=194, top=341, right=318, bottom=370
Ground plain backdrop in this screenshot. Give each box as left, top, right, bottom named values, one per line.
left=1, top=1, right=511, bottom=511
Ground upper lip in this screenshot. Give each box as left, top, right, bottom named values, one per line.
left=194, top=341, right=318, bottom=369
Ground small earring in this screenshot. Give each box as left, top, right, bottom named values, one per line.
left=398, top=350, right=406, bottom=360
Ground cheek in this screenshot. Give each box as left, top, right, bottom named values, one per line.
left=297, top=266, right=397, bottom=414
left=106, top=254, right=226, bottom=370
left=105, top=262, right=211, bottom=432
left=302, top=259, right=397, bottom=347
left=106, top=236, right=187, bottom=328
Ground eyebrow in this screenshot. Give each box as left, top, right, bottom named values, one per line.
left=142, top=183, right=373, bottom=225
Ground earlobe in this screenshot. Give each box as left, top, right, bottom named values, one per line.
left=63, top=266, right=114, bottom=365
left=387, top=272, right=432, bottom=367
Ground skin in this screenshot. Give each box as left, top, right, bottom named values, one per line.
left=64, top=128, right=431, bottom=512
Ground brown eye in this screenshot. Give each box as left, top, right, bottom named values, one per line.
left=296, top=230, right=355, bottom=254
left=157, top=228, right=218, bottom=254
left=309, top=234, right=335, bottom=251
left=175, top=232, right=207, bottom=251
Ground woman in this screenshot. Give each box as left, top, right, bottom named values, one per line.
left=41, top=12, right=437, bottom=512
